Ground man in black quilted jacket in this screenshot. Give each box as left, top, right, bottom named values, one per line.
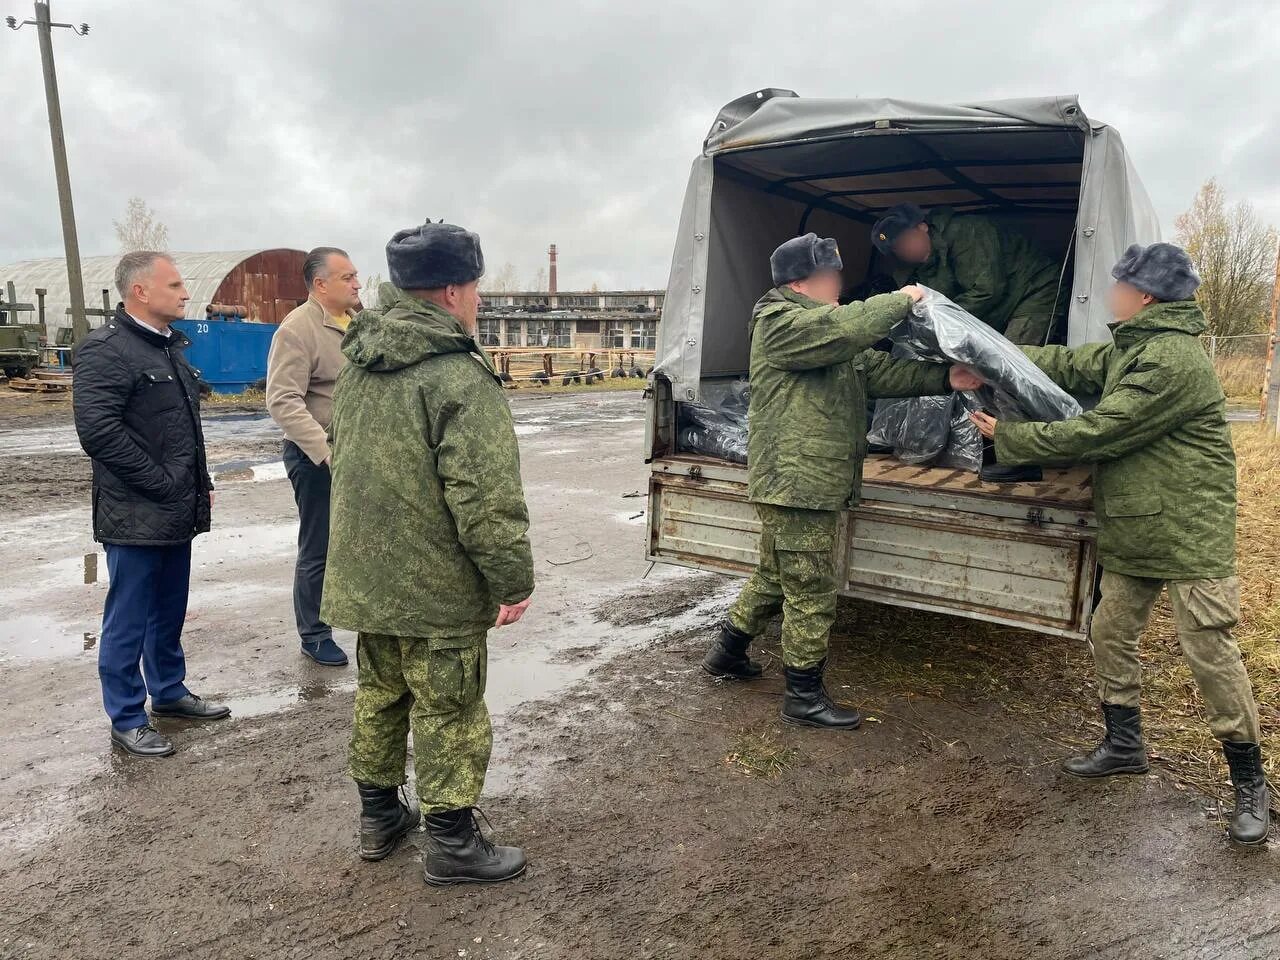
left=73, top=251, right=230, bottom=758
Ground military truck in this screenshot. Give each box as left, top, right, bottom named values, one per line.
left=0, top=318, right=41, bottom=380
left=645, top=92, right=1160, bottom=641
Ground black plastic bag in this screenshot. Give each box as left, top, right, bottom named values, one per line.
left=677, top=379, right=750, bottom=464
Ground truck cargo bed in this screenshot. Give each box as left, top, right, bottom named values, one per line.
left=646, top=454, right=1097, bottom=640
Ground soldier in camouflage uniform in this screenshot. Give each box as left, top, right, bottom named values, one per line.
left=872, top=203, right=1067, bottom=346
left=322, top=221, right=536, bottom=883
left=702, top=233, right=983, bottom=729
left=971, top=243, right=1269, bottom=845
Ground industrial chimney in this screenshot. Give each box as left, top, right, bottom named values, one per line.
left=548, top=243, right=558, bottom=296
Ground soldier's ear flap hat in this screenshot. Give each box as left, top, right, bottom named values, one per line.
left=386, top=220, right=485, bottom=290
left=770, top=233, right=843, bottom=286
left=1110, top=242, right=1200, bottom=302
left=870, top=203, right=927, bottom=256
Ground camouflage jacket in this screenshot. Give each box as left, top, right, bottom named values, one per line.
left=894, top=207, right=1059, bottom=334
left=320, top=284, right=535, bottom=639
left=996, top=300, right=1236, bottom=580
left=746, top=286, right=950, bottom=511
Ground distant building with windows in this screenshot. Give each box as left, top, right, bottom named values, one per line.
left=476, top=289, right=663, bottom=351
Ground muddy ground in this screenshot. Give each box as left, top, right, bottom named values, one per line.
left=0, top=389, right=1277, bottom=960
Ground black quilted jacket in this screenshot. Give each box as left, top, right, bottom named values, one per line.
left=72, top=306, right=213, bottom=546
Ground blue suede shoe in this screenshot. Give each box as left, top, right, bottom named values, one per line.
left=301, top=637, right=349, bottom=666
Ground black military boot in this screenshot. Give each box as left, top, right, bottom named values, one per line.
left=702, top=621, right=763, bottom=680
left=356, top=783, right=421, bottom=861
left=1222, top=741, right=1270, bottom=845
left=781, top=660, right=862, bottom=730
left=1062, top=703, right=1149, bottom=778
left=979, top=441, right=1043, bottom=484
left=422, top=808, right=527, bottom=886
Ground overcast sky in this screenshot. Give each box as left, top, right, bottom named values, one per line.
left=2, top=0, right=1277, bottom=292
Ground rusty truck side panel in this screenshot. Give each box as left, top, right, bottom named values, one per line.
left=646, top=455, right=1097, bottom=640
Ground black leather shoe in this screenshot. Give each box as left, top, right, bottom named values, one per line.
left=423, top=808, right=527, bottom=886
left=781, top=660, right=862, bottom=730
left=111, top=723, right=175, bottom=757
left=356, top=783, right=421, bottom=861
left=1062, top=703, right=1149, bottom=778
left=702, top=621, right=763, bottom=680
left=151, top=693, right=231, bottom=721
left=1222, top=741, right=1270, bottom=845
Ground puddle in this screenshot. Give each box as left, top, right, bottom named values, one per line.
left=212, top=457, right=288, bottom=483
left=0, top=520, right=297, bottom=661
left=0, top=426, right=83, bottom=458
left=0, top=613, right=102, bottom=661
left=223, top=679, right=357, bottom=718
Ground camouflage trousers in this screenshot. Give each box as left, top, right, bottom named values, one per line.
left=727, top=503, right=841, bottom=669
left=1090, top=570, right=1261, bottom=743
left=348, top=632, right=492, bottom=814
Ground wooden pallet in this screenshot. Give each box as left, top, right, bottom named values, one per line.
left=7, top=375, right=71, bottom=393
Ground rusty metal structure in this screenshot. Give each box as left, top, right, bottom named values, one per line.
left=0, top=248, right=308, bottom=337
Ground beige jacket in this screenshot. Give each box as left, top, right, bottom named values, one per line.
left=266, top=296, right=350, bottom=465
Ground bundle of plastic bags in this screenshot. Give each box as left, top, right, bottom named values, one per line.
left=868, top=287, right=1081, bottom=471
left=677, top=378, right=750, bottom=464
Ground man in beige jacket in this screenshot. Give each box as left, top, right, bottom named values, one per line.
left=266, top=247, right=361, bottom=665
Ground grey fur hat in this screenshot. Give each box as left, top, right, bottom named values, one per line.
left=871, top=203, right=927, bottom=255
left=771, top=233, right=843, bottom=286
left=386, top=220, right=485, bottom=290
left=1110, top=242, right=1200, bottom=301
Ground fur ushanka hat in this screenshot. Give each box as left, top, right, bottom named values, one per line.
left=386, top=220, right=485, bottom=290
left=1110, top=242, right=1201, bottom=302
left=770, top=233, right=843, bottom=286
left=870, top=203, right=927, bottom=255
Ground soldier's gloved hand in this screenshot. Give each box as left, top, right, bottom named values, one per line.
left=495, top=595, right=533, bottom=627
left=948, top=364, right=984, bottom=392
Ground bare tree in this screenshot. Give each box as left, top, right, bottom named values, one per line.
left=114, top=197, right=170, bottom=252
left=532, top=266, right=547, bottom=292
left=1174, top=179, right=1278, bottom=345
left=483, top=262, right=520, bottom=293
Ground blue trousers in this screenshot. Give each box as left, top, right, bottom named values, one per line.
left=99, top=542, right=193, bottom=730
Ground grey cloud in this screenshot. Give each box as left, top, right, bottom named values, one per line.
left=2, top=0, right=1277, bottom=291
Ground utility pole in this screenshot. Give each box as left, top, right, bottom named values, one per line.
left=6, top=2, right=91, bottom=342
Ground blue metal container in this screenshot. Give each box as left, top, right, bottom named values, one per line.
left=172, top=319, right=278, bottom=394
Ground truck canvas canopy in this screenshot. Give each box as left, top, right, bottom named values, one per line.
left=646, top=92, right=1163, bottom=641
left=656, top=91, right=1160, bottom=400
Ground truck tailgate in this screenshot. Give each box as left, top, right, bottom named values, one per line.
left=647, top=454, right=1096, bottom=640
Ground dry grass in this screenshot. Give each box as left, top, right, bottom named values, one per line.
left=203, top=387, right=266, bottom=407
left=1214, top=354, right=1266, bottom=403
left=1139, top=423, right=1280, bottom=787
left=725, top=729, right=800, bottom=778
left=785, top=422, right=1280, bottom=802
